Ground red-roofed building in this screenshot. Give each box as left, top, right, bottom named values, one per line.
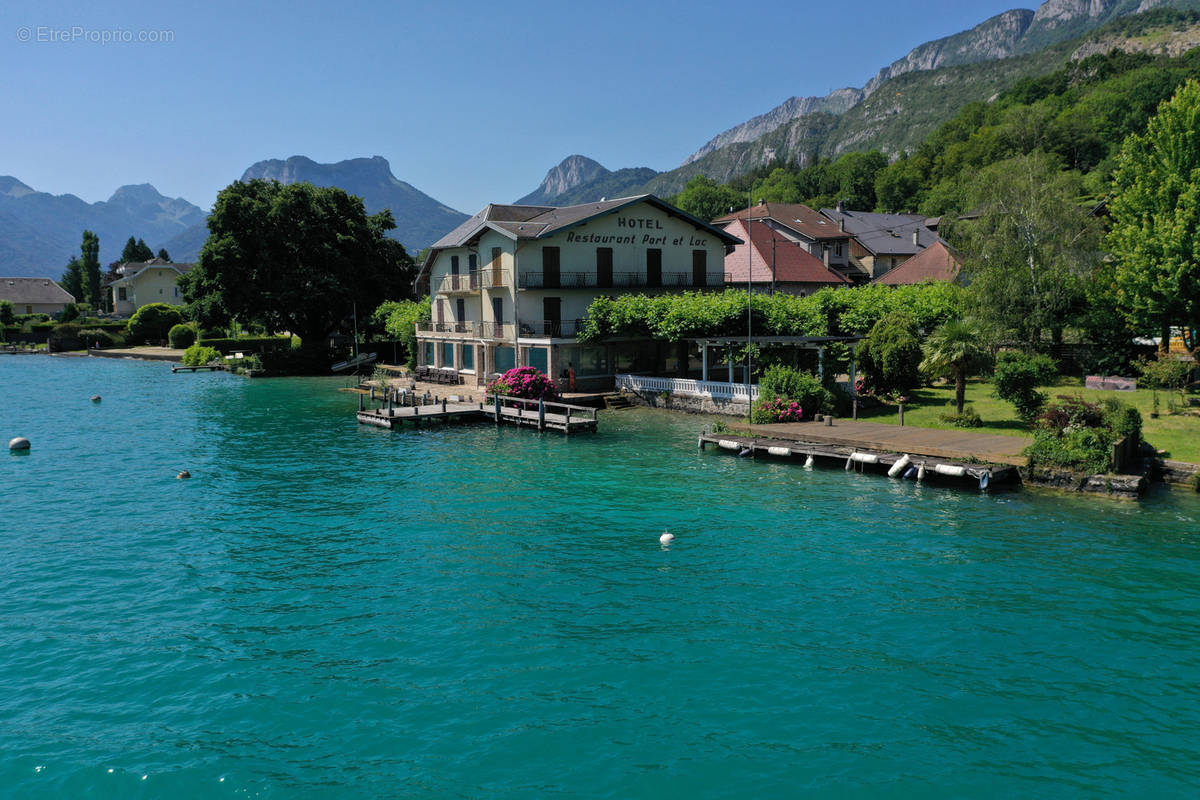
left=713, top=203, right=857, bottom=280
left=870, top=240, right=961, bottom=285
left=723, top=218, right=850, bottom=295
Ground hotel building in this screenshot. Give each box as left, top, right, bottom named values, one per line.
left=413, top=194, right=741, bottom=391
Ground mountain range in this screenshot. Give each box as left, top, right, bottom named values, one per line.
left=5, top=0, right=1200, bottom=281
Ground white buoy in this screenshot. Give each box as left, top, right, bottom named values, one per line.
left=659, top=529, right=674, bottom=545
left=9, top=437, right=30, bottom=451
left=177, top=470, right=191, bottom=480
left=804, top=454, right=814, bottom=469
left=917, top=463, right=926, bottom=482
left=888, top=454, right=912, bottom=478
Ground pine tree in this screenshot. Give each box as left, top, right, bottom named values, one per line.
left=61, top=257, right=84, bottom=302
left=81, top=230, right=101, bottom=307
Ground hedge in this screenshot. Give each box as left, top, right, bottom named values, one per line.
left=197, top=336, right=293, bottom=354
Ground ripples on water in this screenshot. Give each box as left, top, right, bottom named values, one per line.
left=2, top=355, right=1199, bottom=797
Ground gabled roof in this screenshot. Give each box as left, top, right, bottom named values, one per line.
left=108, top=259, right=193, bottom=286
left=819, top=208, right=937, bottom=256
left=0, top=277, right=75, bottom=305
left=713, top=203, right=848, bottom=241
left=723, top=219, right=849, bottom=285
left=418, top=194, right=743, bottom=284
left=872, top=240, right=961, bottom=285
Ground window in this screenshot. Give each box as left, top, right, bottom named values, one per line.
left=468, top=253, right=477, bottom=269
left=542, top=246, right=560, bottom=288
left=527, top=347, right=548, bottom=373
left=461, top=344, right=475, bottom=371
left=596, top=247, right=613, bottom=288
left=495, top=345, right=516, bottom=372
left=543, top=297, right=561, bottom=336
left=450, top=255, right=460, bottom=274
left=118, top=287, right=127, bottom=301
left=423, top=341, right=434, bottom=365
left=456, top=298, right=465, bottom=322
left=835, top=243, right=843, bottom=256
left=646, top=248, right=662, bottom=287
left=442, top=341, right=455, bottom=368
left=692, top=249, right=707, bottom=287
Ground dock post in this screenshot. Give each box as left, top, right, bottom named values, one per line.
left=853, top=397, right=858, bottom=421
left=899, top=403, right=905, bottom=426
left=442, top=398, right=447, bottom=413
left=495, top=394, right=502, bottom=426
left=359, top=393, right=365, bottom=411
left=370, top=386, right=375, bottom=401
left=538, top=399, right=545, bottom=431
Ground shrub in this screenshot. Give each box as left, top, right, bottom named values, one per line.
left=1027, top=427, right=1116, bottom=474
left=486, top=367, right=558, bottom=400
left=993, top=351, right=1050, bottom=422
left=856, top=312, right=923, bottom=397
left=939, top=404, right=983, bottom=428
left=752, top=397, right=805, bottom=423
left=47, top=323, right=84, bottom=351
left=758, top=364, right=833, bottom=419
left=126, top=303, right=183, bottom=344
left=78, top=328, right=117, bottom=348
left=168, top=324, right=197, bottom=349
left=182, top=344, right=221, bottom=366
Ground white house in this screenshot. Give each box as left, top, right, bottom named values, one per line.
left=107, top=258, right=192, bottom=316
left=0, top=277, right=75, bottom=315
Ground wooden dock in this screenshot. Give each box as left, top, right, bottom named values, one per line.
left=699, top=428, right=1021, bottom=490
left=355, top=392, right=598, bottom=434
left=172, top=364, right=227, bottom=373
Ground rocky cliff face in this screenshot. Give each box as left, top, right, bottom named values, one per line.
left=683, top=89, right=864, bottom=166
left=863, top=9, right=1037, bottom=95
left=517, top=155, right=608, bottom=204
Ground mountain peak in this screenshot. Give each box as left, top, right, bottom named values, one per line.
left=108, top=183, right=168, bottom=204
left=515, top=155, right=610, bottom=205
left=0, top=176, right=36, bottom=198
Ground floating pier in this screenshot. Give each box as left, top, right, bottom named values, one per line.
left=355, top=390, right=598, bottom=434
left=172, top=364, right=228, bottom=373
left=698, top=431, right=1019, bottom=490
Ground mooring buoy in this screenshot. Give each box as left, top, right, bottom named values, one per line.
left=9, top=437, right=31, bottom=452
left=91, top=395, right=102, bottom=403
left=177, top=470, right=191, bottom=480
left=660, top=529, right=674, bottom=545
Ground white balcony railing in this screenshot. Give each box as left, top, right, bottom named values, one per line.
left=615, top=374, right=759, bottom=400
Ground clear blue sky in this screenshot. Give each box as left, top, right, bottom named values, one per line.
left=2, top=0, right=1027, bottom=214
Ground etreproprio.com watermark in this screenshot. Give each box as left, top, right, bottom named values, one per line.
left=16, top=25, right=174, bottom=44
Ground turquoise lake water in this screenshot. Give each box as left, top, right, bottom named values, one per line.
left=3, top=354, right=1200, bottom=798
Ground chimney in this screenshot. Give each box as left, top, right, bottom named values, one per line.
left=912, top=229, right=920, bottom=246
left=823, top=247, right=831, bottom=267
left=836, top=200, right=844, bottom=213
left=838, top=217, right=845, bottom=233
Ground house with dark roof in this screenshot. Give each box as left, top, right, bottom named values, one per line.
left=712, top=203, right=856, bottom=280
left=871, top=240, right=962, bottom=286
left=106, top=258, right=193, bottom=316
left=819, top=205, right=939, bottom=281
left=413, top=194, right=742, bottom=389
left=0, top=277, right=75, bottom=315
left=721, top=218, right=850, bottom=295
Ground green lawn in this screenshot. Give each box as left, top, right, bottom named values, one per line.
left=855, top=377, right=1200, bottom=465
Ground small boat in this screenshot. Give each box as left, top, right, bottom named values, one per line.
left=331, top=352, right=377, bottom=372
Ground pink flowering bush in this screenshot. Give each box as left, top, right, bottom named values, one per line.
left=487, top=366, right=559, bottom=400
left=752, top=397, right=804, bottom=423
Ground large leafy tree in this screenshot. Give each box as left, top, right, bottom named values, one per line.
left=954, top=151, right=1100, bottom=346
left=1108, top=78, right=1200, bottom=353
left=180, top=179, right=415, bottom=358
left=920, top=319, right=989, bottom=413
left=670, top=175, right=745, bottom=221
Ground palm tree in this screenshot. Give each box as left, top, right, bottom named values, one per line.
left=920, top=319, right=989, bottom=413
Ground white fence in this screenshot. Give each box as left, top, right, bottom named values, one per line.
left=615, top=374, right=759, bottom=400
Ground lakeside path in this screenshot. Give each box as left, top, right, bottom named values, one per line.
left=88, top=346, right=183, bottom=362
left=733, top=419, right=1033, bottom=467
